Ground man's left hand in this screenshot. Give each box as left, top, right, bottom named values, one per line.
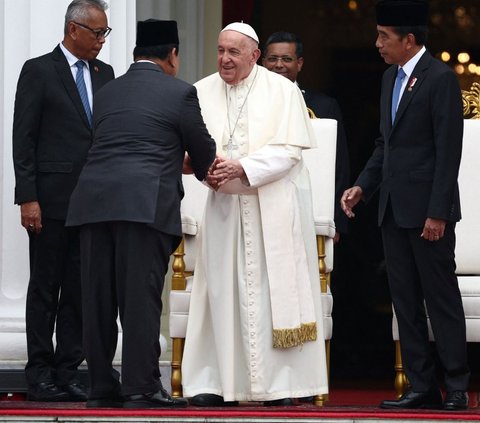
left=333, top=232, right=340, bottom=244
left=182, top=154, right=193, bottom=174
left=212, top=159, right=246, bottom=187
left=421, top=217, right=446, bottom=242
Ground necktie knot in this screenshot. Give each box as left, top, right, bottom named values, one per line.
left=391, top=67, right=406, bottom=123
left=75, top=60, right=92, bottom=126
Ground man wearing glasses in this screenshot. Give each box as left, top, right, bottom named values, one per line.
left=12, top=0, right=114, bottom=402
left=263, top=31, right=350, bottom=244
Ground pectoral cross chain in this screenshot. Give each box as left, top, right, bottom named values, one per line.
left=223, top=66, right=259, bottom=159
left=223, top=136, right=239, bottom=157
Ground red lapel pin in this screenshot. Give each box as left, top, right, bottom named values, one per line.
left=407, top=77, right=417, bottom=92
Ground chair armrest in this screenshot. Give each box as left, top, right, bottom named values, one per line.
left=314, top=216, right=336, bottom=238
left=181, top=214, right=198, bottom=236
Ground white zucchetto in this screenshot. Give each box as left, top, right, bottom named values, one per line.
left=221, top=22, right=259, bottom=43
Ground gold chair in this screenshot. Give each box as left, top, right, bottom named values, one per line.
left=302, top=117, right=338, bottom=406
left=169, top=175, right=209, bottom=398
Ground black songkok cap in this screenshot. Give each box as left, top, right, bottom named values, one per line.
left=376, top=0, right=429, bottom=26
left=136, top=19, right=179, bottom=47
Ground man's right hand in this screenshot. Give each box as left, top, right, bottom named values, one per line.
left=20, top=201, right=42, bottom=234
left=340, top=186, right=363, bottom=219
left=206, top=156, right=225, bottom=191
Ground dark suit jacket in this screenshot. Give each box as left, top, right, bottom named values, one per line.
left=302, top=89, right=350, bottom=234
left=13, top=44, right=114, bottom=219
left=66, top=62, right=216, bottom=238
left=355, top=50, right=463, bottom=227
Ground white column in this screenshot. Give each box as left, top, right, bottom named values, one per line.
left=0, top=0, right=135, bottom=368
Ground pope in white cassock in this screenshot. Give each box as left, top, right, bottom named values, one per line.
left=182, top=22, right=328, bottom=406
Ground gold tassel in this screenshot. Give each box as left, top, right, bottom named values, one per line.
left=301, top=321, right=318, bottom=342
left=272, top=322, right=317, bottom=348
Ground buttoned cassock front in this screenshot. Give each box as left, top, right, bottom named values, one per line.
left=182, top=65, right=328, bottom=401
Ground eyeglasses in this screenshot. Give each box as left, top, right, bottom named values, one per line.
left=265, top=55, right=296, bottom=64
left=73, top=21, right=112, bottom=39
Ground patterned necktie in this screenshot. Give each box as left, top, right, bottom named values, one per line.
left=75, top=60, right=92, bottom=126
left=391, top=67, right=406, bottom=123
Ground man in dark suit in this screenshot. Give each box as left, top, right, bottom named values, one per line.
left=262, top=31, right=350, bottom=242
left=66, top=19, right=216, bottom=409
left=12, top=0, right=114, bottom=402
left=341, top=0, right=469, bottom=410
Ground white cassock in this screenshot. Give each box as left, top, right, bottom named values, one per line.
left=182, top=65, right=328, bottom=402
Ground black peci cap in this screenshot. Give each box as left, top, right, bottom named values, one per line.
left=136, top=19, right=179, bottom=47
left=376, top=0, right=429, bottom=26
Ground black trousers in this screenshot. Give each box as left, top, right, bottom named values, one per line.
left=25, top=218, right=83, bottom=387
left=80, top=221, right=177, bottom=398
left=381, top=206, right=469, bottom=392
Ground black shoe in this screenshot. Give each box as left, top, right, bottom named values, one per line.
left=27, top=382, right=69, bottom=402
left=444, top=391, right=468, bottom=410
left=87, top=396, right=124, bottom=408
left=264, top=398, right=295, bottom=406
left=190, top=393, right=239, bottom=407
left=380, top=389, right=443, bottom=409
left=61, top=383, right=88, bottom=401
left=298, top=396, right=314, bottom=403
left=124, top=387, right=188, bottom=408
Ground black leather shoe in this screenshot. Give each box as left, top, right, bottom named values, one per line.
left=444, top=391, right=468, bottom=410
left=61, top=383, right=88, bottom=401
left=190, top=393, right=238, bottom=407
left=27, top=382, right=69, bottom=402
left=380, top=389, right=443, bottom=409
left=124, top=387, right=188, bottom=408
left=298, top=396, right=314, bottom=403
left=87, top=396, right=124, bottom=408
left=264, top=398, right=295, bottom=406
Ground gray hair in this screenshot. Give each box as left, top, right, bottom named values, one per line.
left=64, top=0, right=108, bottom=34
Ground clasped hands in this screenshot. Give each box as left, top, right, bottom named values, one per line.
left=206, top=155, right=246, bottom=190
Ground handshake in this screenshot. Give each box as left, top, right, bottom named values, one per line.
left=184, top=154, right=246, bottom=190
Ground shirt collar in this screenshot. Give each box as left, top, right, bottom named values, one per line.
left=59, top=42, right=90, bottom=70
left=136, top=59, right=157, bottom=65
left=399, top=45, right=426, bottom=78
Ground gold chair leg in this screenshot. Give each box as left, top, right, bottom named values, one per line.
left=171, top=337, right=185, bottom=398
left=313, top=234, right=330, bottom=406
left=171, top=238, right=186, bottom=398
left=314, top=338, right=330, bottom=406
left=317, top=235, right=328, bottom=294
left=314, top=393, right=328, bottom=406
left=171, top=238, right=186, bottom=291
left=394, top=340, right=409, bottom=398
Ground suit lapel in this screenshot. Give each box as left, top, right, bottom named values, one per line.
left=392, top=51, right=431, bottom=128
left=52, top=45, right=91, bottom=130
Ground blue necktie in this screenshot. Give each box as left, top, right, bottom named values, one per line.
left=75, top=61, right=92, bottom=126
left=391, top=67, right=406, bottom=123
